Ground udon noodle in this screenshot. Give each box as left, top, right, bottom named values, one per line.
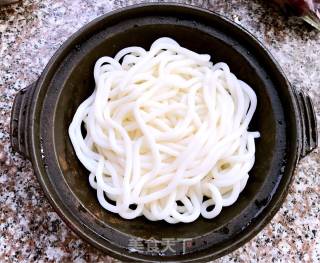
left=69, top=37, right=259, bottom=223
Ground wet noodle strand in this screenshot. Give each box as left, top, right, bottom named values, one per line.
left=69, top=38, right=260, bottom=223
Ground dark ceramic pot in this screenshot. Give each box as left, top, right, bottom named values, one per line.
left=10, top=3, right=317, bottom=262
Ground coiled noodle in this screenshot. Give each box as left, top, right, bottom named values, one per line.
left=69, top=37, right=260, bottom=223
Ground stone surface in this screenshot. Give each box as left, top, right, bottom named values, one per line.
left=0, top=0, right=319, bottom=262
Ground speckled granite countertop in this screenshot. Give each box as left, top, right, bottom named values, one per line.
left=0, top=0, right=319, bottom=262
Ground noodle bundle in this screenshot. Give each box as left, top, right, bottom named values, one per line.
left=69, top=37, right=259, bottom=223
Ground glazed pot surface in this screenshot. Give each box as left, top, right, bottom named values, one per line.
left=10, top=4, right=318, bottom=262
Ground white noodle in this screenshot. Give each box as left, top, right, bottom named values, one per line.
left=69, top=37, right=260, bottom=223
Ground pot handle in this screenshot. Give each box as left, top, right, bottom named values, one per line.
left=10, top=82, right=36, bottom=159
left=295, top=91, right=318, bottom=158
